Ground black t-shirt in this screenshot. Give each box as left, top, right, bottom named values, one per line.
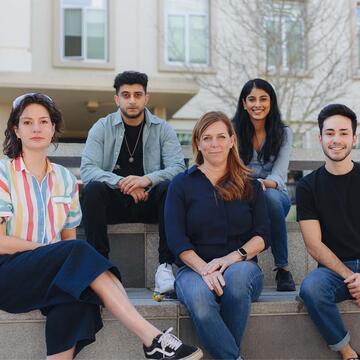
left=296, top=162, right=360, bottom=261
left=113, top=121, right=145, bottom=177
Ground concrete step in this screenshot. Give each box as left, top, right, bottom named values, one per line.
left=0, top=288, right=358, bottom=359
left=77, top=222, right=315, bottom=289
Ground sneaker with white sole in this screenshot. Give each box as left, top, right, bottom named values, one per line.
left=143, top=327, right=203, bottom=360
left=154, top=263, right=175, bottom=294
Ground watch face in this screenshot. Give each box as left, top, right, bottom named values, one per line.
left=239, top=248, right=247, bottom=256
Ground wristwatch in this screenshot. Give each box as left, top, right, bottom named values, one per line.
left=237, top=247, right=247, bottom=261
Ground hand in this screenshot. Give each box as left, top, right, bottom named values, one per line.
left=202, top=255, right=235, bottom=275
left=202, top=271, right=225, bottom=296
left=344, top=273, right=360, bottom=305
left=118, top=175, right=152, bottom=194
left=128, top=188, right=149, bottom=204
left=257, top=178, right=266, bottom=191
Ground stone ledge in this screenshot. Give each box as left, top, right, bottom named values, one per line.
left=77, top=222, right=298, bottom=235
left=1, top=288, right=358, bottom=322
left=77, top=223, right=159, bottom=235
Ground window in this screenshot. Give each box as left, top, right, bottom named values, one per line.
left=265, top=1, right=305, bottom=72
left=165, top=0, right=209, bottom=65
left=61, top=0, right=107, bottom=62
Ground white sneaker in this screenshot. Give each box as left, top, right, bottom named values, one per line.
left=154, top=263, right=175, bottom=294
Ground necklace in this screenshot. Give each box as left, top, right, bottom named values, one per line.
left=123, top=121, right=144, bottom=163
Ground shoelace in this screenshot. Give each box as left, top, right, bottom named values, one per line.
left=158, top=328, right=182, bottom=351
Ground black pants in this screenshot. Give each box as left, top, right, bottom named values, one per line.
left=81, top=180, right=174, bottom=264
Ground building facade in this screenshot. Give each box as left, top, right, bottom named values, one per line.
left=1, top=0, right=360, bottom=152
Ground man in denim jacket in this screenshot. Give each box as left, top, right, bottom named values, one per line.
left=80, top=71, right=186, bottom=295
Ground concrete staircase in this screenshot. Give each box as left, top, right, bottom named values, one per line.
left=1, top=222, right=360, bottom=360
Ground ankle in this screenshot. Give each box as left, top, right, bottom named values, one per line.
left=340, top=344, right=357, bottom=360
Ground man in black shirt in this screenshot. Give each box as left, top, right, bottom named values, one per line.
left=80, top=71, right=186, bottom=296
left=296, top=104, right=360, bottom=360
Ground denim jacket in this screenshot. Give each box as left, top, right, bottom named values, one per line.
left=248, top=127, right=292, bottom=194
left=80, top=108, right=186, bottom=188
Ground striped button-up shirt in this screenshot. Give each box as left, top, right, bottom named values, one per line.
left=0, top=156, right=81, bottom=244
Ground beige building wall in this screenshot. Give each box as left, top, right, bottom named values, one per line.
left=0, top=0, right=198, bottom=141
left=0, top=0, right=31, bottom=72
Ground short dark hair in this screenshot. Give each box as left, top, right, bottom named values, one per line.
left=3, top=93, right=63, bottom=158
left=113, top=71, right=148, bottom=94
left=318, top=104, right=357, bottom=135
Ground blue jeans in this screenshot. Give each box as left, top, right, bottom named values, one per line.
left=264, top=189, right=291, bottom=268
left=175, top=261, right=264, bottom=359
left=300, top=260, right=360, bottom=351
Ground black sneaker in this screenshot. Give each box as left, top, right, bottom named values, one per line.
left=143, top=327, right=203, bottom=359
left=275, top=268, right=296, bottom=292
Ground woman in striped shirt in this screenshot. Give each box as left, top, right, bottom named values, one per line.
left=0, top=93, right=202, bottom=360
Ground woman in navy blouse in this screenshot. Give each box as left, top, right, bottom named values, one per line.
left=165, top=111, right=270, bottom=360
left=233, top=79, right=295, bottom=292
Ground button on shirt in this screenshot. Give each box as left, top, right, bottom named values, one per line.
left=0, top=157, right=81, bottom=244
left=165, top=166, right=270, bottom=266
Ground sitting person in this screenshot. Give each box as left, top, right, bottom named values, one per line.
left=0, top=93, right=202, bottom=360
left=233, top=78, right=295, bottom=291
left=297, top=104, right=360, bottom=360
left=165, top=111, right=270, bottom=360
left=80, top=71, right=186, bottom=296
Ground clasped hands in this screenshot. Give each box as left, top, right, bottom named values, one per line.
left=200, top=254, right=236, bottom=296
left=344, top=273, right=360, bottom=307
left=118, top=175, right=152, bottom=204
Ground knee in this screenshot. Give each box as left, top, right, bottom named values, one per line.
left=225, top=263, right=263, bottom=298
left=66, top=239, right=94, bottom=254
left=264, top=189, right=283, bottom=209
left=300, top=276, right=325, bottom=305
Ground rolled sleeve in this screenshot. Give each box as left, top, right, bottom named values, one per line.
left=266, top=127, right=292, bottom=191
left=63, top=179, right=82, bottom=229
left=164, top=175, right=194, bottom=259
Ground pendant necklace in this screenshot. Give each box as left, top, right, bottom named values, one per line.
left=124, top=121, right=144, bottom=163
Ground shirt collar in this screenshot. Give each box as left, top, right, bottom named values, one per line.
left=13, top=156, right=53, bottom=175
left=114, top=107, right=161, bottom=126
left=188, top=164, right=199, bottom=175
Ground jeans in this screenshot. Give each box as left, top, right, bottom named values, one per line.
left=81, top=180, right=174, bottom=264
left=300, top=260, right=360, bottom=351
left=175, top=261, right=264, bottom=359
left=264, top=188, right=291, bottom=268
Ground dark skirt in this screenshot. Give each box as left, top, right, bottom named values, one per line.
left=0, top=239, right=121, bottom=357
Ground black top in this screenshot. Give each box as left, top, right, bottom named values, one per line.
left=165, top=165, right=270, bottom=266
left=296, top=162, right=360, bottom=261
left=113, top=121, right=144, bottom=177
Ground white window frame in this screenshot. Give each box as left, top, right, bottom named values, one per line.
left=265, top=1, right=306, bottom=72
left=60, top=0, right=108, bottom=63
left=164, top=1, right=210, bottom=67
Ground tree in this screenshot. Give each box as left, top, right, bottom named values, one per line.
left=188, top=0, right=353, bottom=143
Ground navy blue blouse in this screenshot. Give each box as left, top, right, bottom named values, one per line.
left=165, top=165, right=270, bottom=266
